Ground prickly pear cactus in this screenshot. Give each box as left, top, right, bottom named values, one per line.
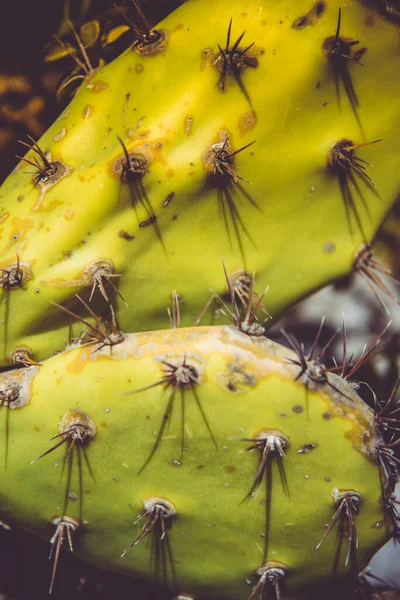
left=1, top=0, right=400, bottom=598
left=0, top=325, right=392, bottom=599
left=0, top=0, right=399, bottom=364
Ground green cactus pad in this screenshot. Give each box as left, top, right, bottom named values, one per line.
left=0, top=326, right=388, bottom=598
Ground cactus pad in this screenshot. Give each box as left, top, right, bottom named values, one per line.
left=0, top=325, right=390, bottom=598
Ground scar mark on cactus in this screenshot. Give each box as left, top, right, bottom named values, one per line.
left=297, top=443, right=317, bottom=454
left=213, top=19, right=259, bottom=107
left=323, top=9, right=367, bottom=134
left=217, top=361, right=257, bottom=393
left=354, top=245, right=400, bottom=315
left=114, top=1, right=168, bottom=56
left=238, top=111, right=257, bottom=137
left=48, top=516, right=79, bottom=595
left=115, top=137, right=164, bottom=249
left=17, top=136, right=71, bottom=210
left=314, top=488, right=361, bottom=572
left=184, top=115, right=193, bottom=136
left=139, top=216, right=157, bottom=228
left=126, top=355, right=216, bottom=472
left=240, top=431, right=289, bottom=559
left=118, top=229, right=135, bottom=241
left=53, top=294, right=125, bottom=352
left=328, top=138, right=382, bottom=241
left=292, top=1, right=327, bottom=29
left=204, top=134, right=259, bottom=265
left=248, top=562, right=288, bottom=600
left=163, top=192, right=175, bottom=207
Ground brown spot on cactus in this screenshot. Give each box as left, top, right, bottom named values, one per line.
left=163, top=192, right=175, bottom=207
left=139, top=216, right=157, bottom=228
left=118, top=229, right=135, bottom=241
left=184, top=115, right=193, bottom=136
left=292, top=1, right=327, bottom=29
left=298, top=443, right=317, bottom=454
left=237, top=110, right=257, bottom=137
left=82, top=105, right=94, bottom=119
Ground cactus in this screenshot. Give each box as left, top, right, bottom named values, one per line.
left=1, top=0, right=400, bottom=598
left=0, top=0, right=399, bottom=364
left=0, top=323, right=394, bottom=598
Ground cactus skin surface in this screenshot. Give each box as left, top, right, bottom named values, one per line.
left=0, top=326, right=387, bottom=599
left=0, top=0, right=399, bottom=364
